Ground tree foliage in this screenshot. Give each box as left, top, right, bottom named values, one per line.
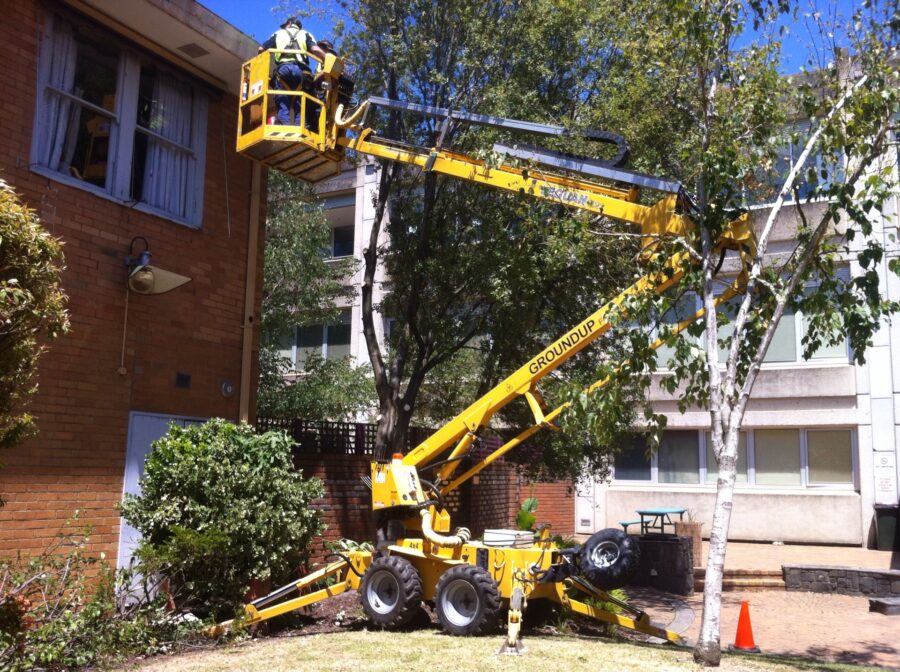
left=341, top=0, right=650, bottom=471
left=119, top=420, right=325, bottom=619
left=341, top=0, right=897, bottom=661
left=0, top=525, right=201, bottom=671
left=258, top=171, right=375, bottom=421
left=258, top=350, right=375, bottom=420
left=542, top=1, right=898, bottom=664
left=261, top=172, right=351, bottom=337
left=0, top=179, right=69, bottom=460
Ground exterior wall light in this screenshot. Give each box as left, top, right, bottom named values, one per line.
left=124, top=236, right=191, bottom=295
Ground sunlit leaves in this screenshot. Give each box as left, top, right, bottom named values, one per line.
left=120, top=419, right=325, bottom=620
left=0, top=180, right=69, bottom=462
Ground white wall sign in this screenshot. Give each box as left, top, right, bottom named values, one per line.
left=874, top=452, right=898, bottom=504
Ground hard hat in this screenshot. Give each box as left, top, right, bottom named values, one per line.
left=281, top=16, right=301, bottom=29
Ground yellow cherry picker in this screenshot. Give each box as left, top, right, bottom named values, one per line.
left=213, top=48, right=757, bottom=651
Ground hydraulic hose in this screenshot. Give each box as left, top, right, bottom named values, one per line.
left=335, top=101, right=369, bottom=128
left=419, top=509, right=471, bottom=548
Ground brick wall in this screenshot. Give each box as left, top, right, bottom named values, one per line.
left=0, top=0, right=265, bottom=563
left=294, top=450, right=574, bottom=561
left=531, top=481, right=576, bottom=538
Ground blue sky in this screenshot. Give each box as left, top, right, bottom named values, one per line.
left=200, top=0, right=864, bottom=74
left=200, top=1, right=342, bottom=45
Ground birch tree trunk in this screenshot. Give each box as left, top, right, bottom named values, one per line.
left=694, top=72, right=876, bottom=665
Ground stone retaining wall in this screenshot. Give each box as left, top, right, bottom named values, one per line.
left=783, top=565, right=900, bottom=597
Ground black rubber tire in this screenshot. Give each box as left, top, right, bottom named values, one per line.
left=578, top=528, right=640, bottom=590
left=359, top=555, right=423, bottom=629
left=435, top=565, right=502, bottom=636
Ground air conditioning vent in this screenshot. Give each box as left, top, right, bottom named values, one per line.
left=177, top=42, right=210, bottom=58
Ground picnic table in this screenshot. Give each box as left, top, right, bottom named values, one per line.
left=635, top=507, right=686, bottom=535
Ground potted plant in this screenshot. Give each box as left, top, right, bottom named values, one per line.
left=674, top=510, right=703, bottom=567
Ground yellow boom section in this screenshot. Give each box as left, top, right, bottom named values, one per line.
left=237, top=49, right=757, bottom=491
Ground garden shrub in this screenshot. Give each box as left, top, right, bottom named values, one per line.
left=0, top=525, right=200, bottom=671
left=0, top=179, right=69, bottom=466
left=119, top=419, right=325, bottom=619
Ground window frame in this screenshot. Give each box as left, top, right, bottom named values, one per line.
left=655, top=274, right=851, bottom=370
left=329, top=223, right=355, bottom=259
left=745, top=119, right=840, bottom=209
left=292, top=308, right=354, bottom=368
left=30, top=10, right=208, bottom=229
left=612, top=427, right=857, bottom=490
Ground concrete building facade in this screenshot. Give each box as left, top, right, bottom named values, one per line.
left=298, top=142, right=900, bottom=548
left=0, top=0, right=265, bottom=566
left=577, top=167, right=900, bottom=547
left=275, top=160, right=389, bottom=374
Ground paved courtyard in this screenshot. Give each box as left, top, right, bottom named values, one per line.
left=624, top=541, right=899, bottom=669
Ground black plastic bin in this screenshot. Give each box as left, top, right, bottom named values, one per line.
left=873, top=504, right=899, bottom=552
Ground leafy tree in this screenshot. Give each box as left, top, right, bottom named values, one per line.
left=261, top=172, right=350, bottom=337
left=341, top=0, right=647, bottom=469
left=258, top=350, right=375, bottom=420
left=258, top=171, right=374, bottom=421
left=553, top=1, right=899, bottom=664
left=119, top=419, right=325, bottom=619
left=0, top=179, right=69, bottom=474
left=345, top=0, right=896, bottom=662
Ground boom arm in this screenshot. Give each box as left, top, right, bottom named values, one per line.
left=237, top=49, right=757, bottom=500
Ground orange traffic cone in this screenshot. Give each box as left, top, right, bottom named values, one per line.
left=730, top=600, right=760, bottom=653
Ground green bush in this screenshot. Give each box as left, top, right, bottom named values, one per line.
left=0, top=179, right=69, bottom=463
left=119, top=419, right=325, bottom=619
left=515, top=496, right=538, bottom=532
left=257, top=349, right=375, bottom=421
left=0, top=525, right=200, bottom=671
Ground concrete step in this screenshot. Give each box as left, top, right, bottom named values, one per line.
left=869, top=597, right=900, bottom=615
left=694, top=568, right=785, bottom=592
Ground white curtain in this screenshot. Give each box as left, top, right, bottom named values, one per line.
left=142, top=75, right=193, bottom=217
left=40, top=16, right=79, bottom=172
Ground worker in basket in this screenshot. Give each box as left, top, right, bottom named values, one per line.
left=258, top=16, right=326, bottom=127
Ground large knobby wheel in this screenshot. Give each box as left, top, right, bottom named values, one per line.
left=579, top=528, right=640, bottom=590
left=435, top=565, right=501, bottom=636
left=359, top=555, right=423, bottom=629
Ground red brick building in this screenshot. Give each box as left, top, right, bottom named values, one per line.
left=0, top=0, right=265, bottom=567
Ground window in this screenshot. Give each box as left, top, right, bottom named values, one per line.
left=331, top=225, right=354, bottom=257
left=705, top=432, right=748, bottom=484
left=807, top=429, right=853, bottom=485
left=762, top=308, right=797, bottom=363
left=612, top=427, right=855, bottom=489
left=658, top=431, right=699, bottom=484
left=612, top=436, right=651, bottom=481
left=748, top=121, right=838, bottom=206
left=660, top=279, right=849, bottom=370
left=275, top=329, right=295, bottom=364
left=32, top=12, right=207, bottom=227
left=323, top=195, right=355, bottom=258
left=754, top=429, right=802, bottom=486
left=655, top=293, right=699, bottom=366
left=295, top=309, right=353, bottom=367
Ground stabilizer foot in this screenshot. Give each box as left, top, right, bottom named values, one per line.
left=498, top=638, right=527, bottom=656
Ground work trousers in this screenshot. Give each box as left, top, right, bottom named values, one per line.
left=273, top=61, right=317, bottom=127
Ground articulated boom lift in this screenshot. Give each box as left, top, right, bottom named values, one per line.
left=218, top=49, right=757, bottom=651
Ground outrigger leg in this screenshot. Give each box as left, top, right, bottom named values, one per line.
left=498, top=575, right=527, bottom=655
left=204, top=553, right=370, bottom=637
left=555, top=577, right=688, bottom=646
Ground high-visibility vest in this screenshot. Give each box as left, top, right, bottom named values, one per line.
left=274, top=27, right=310, bottom=64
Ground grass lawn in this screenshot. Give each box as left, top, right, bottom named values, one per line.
left=123, top=630, right=886, bottom=672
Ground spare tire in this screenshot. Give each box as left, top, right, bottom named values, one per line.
left=579, top=528, right=640, bottom=590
